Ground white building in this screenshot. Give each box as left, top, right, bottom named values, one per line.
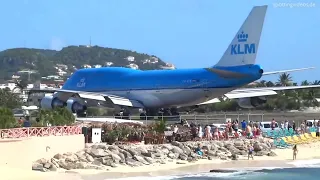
left=126, top=56, right=135, bottom=62
left=127, top=63, right=139, bottom=70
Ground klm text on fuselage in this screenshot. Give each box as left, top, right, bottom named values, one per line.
left=230, top=43, right=256, bottom=55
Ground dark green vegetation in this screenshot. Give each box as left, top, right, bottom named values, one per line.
left=0, top=88, right=75, bottom=128
left=0, top=46, right=167, bottom=81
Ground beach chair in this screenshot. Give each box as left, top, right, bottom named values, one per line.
left=304, top=133, right=318, bottom=142
left=281, top=137, right=296, bottom=145
left=310, top=132, right=320, bottom=140
left=288, top=136, right=304, bottom=144
left=279, top=139, right=290, bottom=147
left=274, top=138, right=289, bottom=148
left=310, top=127, right=316, bottom=133
left=292, top=135, right=308, bottom=144
left=299, top=134, right=313, bottom=143
left=288, top=128, right=295, bottom=136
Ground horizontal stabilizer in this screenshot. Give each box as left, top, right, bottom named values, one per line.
left=263, top=67, right=315, bottom=75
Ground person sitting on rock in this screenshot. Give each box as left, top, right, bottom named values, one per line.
left=195, top=143, right=204, bottom=156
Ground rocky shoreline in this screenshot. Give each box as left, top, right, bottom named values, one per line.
left=32, top=138, right=277, bottom=172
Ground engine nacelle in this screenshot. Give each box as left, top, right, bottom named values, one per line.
left=237, top=97, right=267, bottom=109
left=66, top=98, right=87, bottom=113
left=40, top=95, right=65, bottom=110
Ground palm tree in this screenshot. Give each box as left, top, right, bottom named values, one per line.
left=301, top=80, right=309, bottom=86
left=266, top=81, right=274, bottom=87
left=257, top=80, right=267, bottom=87
left=277, top=73, right=292, bottom=86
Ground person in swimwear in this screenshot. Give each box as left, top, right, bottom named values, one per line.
left=292, top=145, right=298, bottom=160
left=195, top=143, right=204, bottom=156
left=248, top=144, right=254, bottom=160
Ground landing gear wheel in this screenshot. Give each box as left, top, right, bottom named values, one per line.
left=140, top=108, right=158, bottom=120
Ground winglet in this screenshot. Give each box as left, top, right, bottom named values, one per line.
left=263, top=67, right=315, bottom=75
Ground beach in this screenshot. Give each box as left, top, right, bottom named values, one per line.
left=3, top=140, right=320, bottom=180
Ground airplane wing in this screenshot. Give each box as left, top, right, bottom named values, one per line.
left=27, top=88, right=145, bottom=108
left=198, top=85, right=320, bottom=105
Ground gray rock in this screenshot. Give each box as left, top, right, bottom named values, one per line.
left=53, top=153, right=65, bottom=160
left=267, top=151, right=277, bottom=156
left=168, top=153, right=176, bottom=159
left=171, top=146, right=183, bottom=154
left=32, top=163, right=46, bottom=172
left=179, top=153, right=188, bottom=160
left=126, top=158, right=140, bottom=167
left=88, top=148, right=108, bottom=157
left=127, top=149, right=140, bottom=156
left=134, top=155, right=149, bottom=165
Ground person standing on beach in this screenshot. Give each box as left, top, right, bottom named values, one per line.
left=316, top=121, right=320, bottom=137
left=271, top=119, right=276, bottom=130
left=292, top=145, right=298, bottom=160
left=241, top=120, right=247, bottom=132
left=248, top=144, right=254, bottom=160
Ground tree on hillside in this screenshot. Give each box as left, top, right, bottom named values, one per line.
left=0, top=89, right=21, bottom=109
left=0, top=107, right=17, bottom=129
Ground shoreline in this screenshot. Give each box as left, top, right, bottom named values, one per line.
left=75, top=141, right=320, bottom=179
left=82, top=155, right=320, bottom=179
left=4, top=140, right=320, bottom=180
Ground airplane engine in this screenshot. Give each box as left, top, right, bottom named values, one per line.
left=66, top=98, right=87, bottom=113
left=40, top=95, right=65, bottom=110
left=237, top=97, right=267, bottom=109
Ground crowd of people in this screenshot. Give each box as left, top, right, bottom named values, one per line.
left=171, top=119, right=263, bottom=141
left=170, top=118, right=320, bottom=141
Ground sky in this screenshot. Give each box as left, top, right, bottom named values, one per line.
left=0, top=0, right=319, bottom=83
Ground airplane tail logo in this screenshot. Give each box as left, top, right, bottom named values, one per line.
left=214, top=5, right=267, bottom=67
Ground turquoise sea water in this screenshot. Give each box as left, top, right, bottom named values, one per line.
left=114, top=159, right=320, bottom=180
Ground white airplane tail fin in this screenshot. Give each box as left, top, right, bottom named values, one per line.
left=214, top=5, right=268, bottom=67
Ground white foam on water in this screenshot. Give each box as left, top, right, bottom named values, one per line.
left=110, top=166, right=299, bottom=180
left=286, top=159, right=320, bottom=168
left=111, top=170, right=256, bottom=180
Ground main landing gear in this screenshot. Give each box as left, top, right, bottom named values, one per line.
left=139, top=107, right=180, bottom=120
left=114, top=107, right=131, bottom=119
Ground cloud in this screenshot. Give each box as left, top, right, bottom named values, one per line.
left=50, top=37, right=65, bottom=50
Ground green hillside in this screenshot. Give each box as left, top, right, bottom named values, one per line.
left=0, top=45, right=170, bottom=81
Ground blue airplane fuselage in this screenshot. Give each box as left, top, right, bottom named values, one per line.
left=62, top=65, right=263, bottom=108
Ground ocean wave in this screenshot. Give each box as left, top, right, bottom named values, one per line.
left=286, top=159, right=320, bottom=167
left=112, top=170, right=259, bottom=180
left=111, top=165, right=320, bottom=180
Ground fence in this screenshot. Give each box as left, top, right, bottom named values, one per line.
left=0, top=126, right=82, bottom=139
left=87, top=112, right=320, bottom=126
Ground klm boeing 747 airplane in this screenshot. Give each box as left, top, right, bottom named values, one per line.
left=32, top=5, right=320, bottom=117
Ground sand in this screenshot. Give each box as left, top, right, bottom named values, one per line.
left=3, top=141, right=320, bottom=180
